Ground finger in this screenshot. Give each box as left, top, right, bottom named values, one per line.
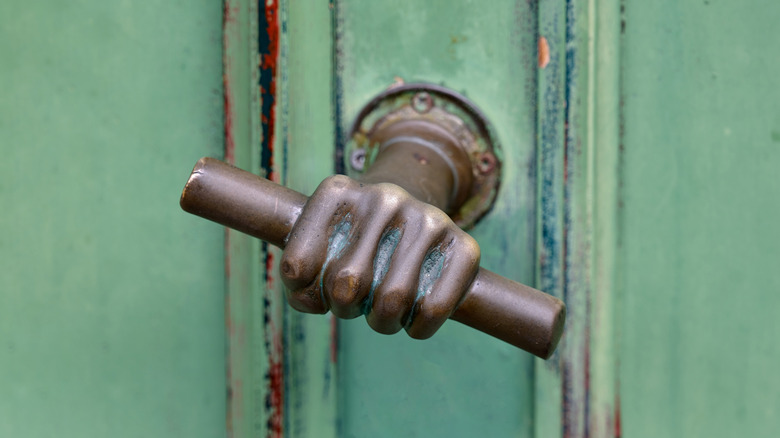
left=282, top=175, right=359, bottom=311
left=405, top=230, right=480, bottom=339
left=366, top=204, right=449, bottom=334
left=285, top=280, right=329, bottom=314
left=322, top=197, right=400, bottom=319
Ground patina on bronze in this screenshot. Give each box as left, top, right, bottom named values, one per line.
left=180, top=85, right=565, bottom=359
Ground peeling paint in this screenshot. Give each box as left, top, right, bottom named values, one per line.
left=265, top=335, right=284, bottom=438
left=259, top=1, right=283, bottom=437
left=538, top=36, right=550, bottom=69
left=260, top=0, right=280, bottom=181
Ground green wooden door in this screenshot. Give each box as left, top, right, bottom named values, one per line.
left=0, top=2, right=227, bottom=437
left=242, top=1, right=780, bottom=437
left=219, top=1, right=542, bottom=437
left=4, top=1, right=779, bottom=437
left=617, top=1, right=780, bottom=436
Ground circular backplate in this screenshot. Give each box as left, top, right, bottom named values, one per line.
left=346, top=83, right=502, bottom=229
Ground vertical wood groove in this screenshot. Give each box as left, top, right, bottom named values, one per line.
left=535, top=0, right=621, bottom=437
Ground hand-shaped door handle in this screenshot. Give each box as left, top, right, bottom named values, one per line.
left=180, top=85, right=565, bottom=359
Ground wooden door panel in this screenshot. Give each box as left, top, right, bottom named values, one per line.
left=0, top=2, right=227, bottom=436
left=619, top=1, right=780, bottom=435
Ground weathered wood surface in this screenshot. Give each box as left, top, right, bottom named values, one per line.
left=0, top=1, right=226, bottom=436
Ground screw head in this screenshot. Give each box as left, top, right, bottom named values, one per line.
left=477, top=152, right=496, bottom=174
left=412, top=92, right=434, bottom=113
left=350, top=148, right=366, bottom=171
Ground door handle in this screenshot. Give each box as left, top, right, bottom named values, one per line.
left=180, top=84, right=565, bottom=359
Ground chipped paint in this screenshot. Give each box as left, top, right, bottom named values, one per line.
left=260, top=0, right=280, bottom=181
left=538, top=36, right=550, bottom=69
left=259, top=1, right=284, bottom=436
left=264, top=249, right=284, bottom=438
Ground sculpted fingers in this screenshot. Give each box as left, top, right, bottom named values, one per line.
left=366, top=204, right=450, bottom=335
left=282, top=175, right=360, bottom=313
left=282, top=176, right=481, bottom=340
left=322, top=198, right=400, bottom=319
left=405, top=230, right=480, bottom=339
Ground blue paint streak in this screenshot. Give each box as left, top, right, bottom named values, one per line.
left=405, top=248, right=445, bottom=327
left=363, top=228, right=402, bottom=315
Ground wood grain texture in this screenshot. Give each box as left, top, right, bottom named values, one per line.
left=0, top=1, right=226, bottom=436
left=535, top=0, right=622, bottom=436
left=223, top=0, right=277, bottom=436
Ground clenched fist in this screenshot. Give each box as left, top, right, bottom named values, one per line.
left=280, top=174, right=480, bottom=340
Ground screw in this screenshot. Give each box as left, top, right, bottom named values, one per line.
left=477, top=152, right=496, bottom=174
left=412, top=92, right=434, bottom=113
left=350, top=148, right=366, bottom=171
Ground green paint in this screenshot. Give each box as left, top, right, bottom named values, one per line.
left=274, top=0, right=780, bottom=436
left=0, top=1, right=226, bottom=437
left=280, top=1, right=340, bottom=436
left=619, top=0, right=780, bottom=436
left=533, top=0, right=569, bottom=434
left=365, top=228, right=403, bottom=315
left=336, top=1, right=538, bottom=437
left=221, top=1, right=273, bottom=437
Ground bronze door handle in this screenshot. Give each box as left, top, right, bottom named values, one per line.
left=181, top=157, right=564, bottom=358
left=180, top=85, right=565, bottom=359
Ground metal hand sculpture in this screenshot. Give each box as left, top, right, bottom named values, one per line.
left=181, top=84, right=566, bottom=358
left=281, top=174, right=480, bottom=340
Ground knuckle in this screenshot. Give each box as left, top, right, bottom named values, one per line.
left=329, top=269, right=362, bottom=307
left=318, top=174, right=353, bottom=194
left=286, top=285, right=326, bottom=314
left=280, top=253, right=304, bottom=281
left=420, top=205, right=451, bottom=232
left=373, top=184, right=408, bottom=211
left=454, top=232, right=481, bottom=265
left=377, top=182, right=410, bottom=198
left=418, top=301, right=451, bottom=325
left=371, top=291, right=407, bottom=320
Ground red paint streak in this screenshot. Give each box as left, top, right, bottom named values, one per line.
left=262, top=4, right=280, bottom=76
left=224, top=77, right=235, bottom=164
left=223, top=1, right=238, bottom=25
left=266, top=252, right=275, bottom=289
left=264, top=250, right=284, bottom=437
left=267, top=344, right=284, bottom=437
left=614, top=395, right=622, bottom=437
left=261, top=1, right=280, bottom=183
left=259, top=3, right=284, bottom=437
left=223, top=1, right=236, bottom=164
